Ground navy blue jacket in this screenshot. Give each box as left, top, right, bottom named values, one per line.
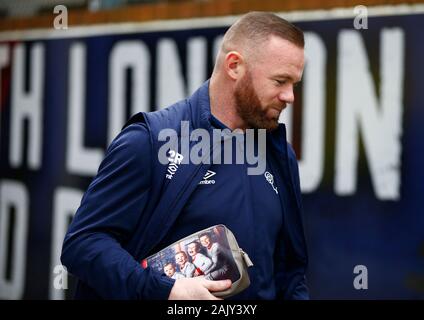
left=61, top=81, right=309, bottom=300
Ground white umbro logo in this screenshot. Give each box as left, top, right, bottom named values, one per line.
left=203, top=170, right=216, bottom=180
left=199, top=170, right=216, bottom=185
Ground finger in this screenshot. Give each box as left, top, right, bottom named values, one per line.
left=204, top=291, right=223, bottom=300
left=202, top=279, right=232, bottom=292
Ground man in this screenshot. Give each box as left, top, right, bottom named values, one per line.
left=199, top=232, right=239, bottom=282
left=175, top=251, right=196, bottom=278
left=61, top=11, right=308, bottom=300
left=186, top=241, right=213, bottom=276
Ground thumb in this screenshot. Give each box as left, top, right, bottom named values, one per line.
left=202, top=279, right=232, bottom=292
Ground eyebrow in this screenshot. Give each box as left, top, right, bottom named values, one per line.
left=272, top=73, right=301, bottom=83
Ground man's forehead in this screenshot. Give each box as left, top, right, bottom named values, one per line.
left=265, top=35, right=303, bottom=51
left=260, top=36, right=304, bottom=61
left=255, top=37, right=304, bottom=79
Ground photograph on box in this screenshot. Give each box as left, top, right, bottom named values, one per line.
left=141, top=225, right=240, bottom=283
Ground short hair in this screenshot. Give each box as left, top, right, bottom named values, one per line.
left=222, top=11, right=304, bottom=53
left=187, top=241, right=200, bottom=250
left=175, top=251, right=187, bottom=258
left=199, top=232, right=211, bottom=240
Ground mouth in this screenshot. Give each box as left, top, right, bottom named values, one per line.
left=276, top=104, right=287, bottom=112
left=268, top=105, right=285, bottom=119
left=270, top=104, right=286, bottom=113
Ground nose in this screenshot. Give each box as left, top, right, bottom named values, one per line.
left=278, top=85, right=294, bottom=104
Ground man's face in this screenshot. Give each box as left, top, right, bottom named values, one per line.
left=164, top=264, right=175, bottom=277
left=200, top=235, right=211, bottom=248
left=187, top=243, right=198, bottom=256
left=234, top=36, right=304, bottom=131
left=175, top=253, right=187, bottom=265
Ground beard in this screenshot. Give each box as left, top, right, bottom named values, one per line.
left=234, top=70, right=283, bottom=131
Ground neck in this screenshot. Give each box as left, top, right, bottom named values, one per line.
left=209, top=73, right=247, bottom=130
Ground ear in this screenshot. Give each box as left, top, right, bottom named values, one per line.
left=224, top=51, right=244, bottom=80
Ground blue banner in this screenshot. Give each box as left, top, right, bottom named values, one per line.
left=0, top=9, right=423, bottom=299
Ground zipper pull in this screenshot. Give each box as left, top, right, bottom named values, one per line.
left=240, top=249, right=254, bottom=267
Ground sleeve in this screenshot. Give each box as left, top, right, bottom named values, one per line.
left=60, top=123, right=175, bottom=300
left=204, top=246, right=230, bottom=280
left=274, top=143, right=309, bottom=300
left=199, top=255, right=213, bottom=273
left=186, top=263, right=196, bottom=277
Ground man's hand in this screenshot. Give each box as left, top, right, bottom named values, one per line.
left=168, top=277, right=231, bottom=300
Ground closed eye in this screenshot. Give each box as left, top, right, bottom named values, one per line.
left=274, top=79, right=287, bottom=86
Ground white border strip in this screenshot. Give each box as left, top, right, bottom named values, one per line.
left=0, top=4, right=424, bottom=41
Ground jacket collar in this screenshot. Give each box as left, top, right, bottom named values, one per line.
left=187, top=80, right=213, bottom=131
